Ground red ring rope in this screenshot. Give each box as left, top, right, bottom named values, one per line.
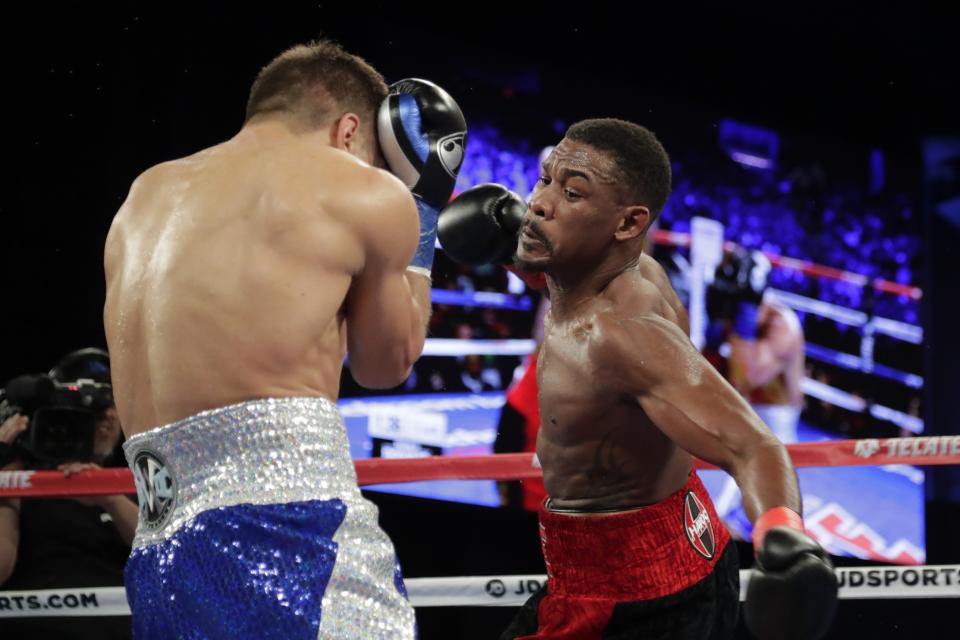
left=1, top=436, right=957, bottom=499
left=650, top=229, right=923, bottom=300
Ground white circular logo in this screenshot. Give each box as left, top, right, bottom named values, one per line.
left=132, top=450, right=176, bottom=530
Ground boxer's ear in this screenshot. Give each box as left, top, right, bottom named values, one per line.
left=331, top=113, right=361, bottom=152
left=614, top=205, right=650, bottom=241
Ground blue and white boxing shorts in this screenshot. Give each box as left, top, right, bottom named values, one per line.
left=123, top=397, right=416, bottom=639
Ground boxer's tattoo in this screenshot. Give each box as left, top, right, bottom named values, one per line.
left=586, top=425, right=635, bottom=483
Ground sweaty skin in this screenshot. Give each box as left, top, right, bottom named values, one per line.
left=519, top=139, right=799, bottom=521
left=104, top=120, right=428, bottom=436
left=639, top=253, right=689, bottom=336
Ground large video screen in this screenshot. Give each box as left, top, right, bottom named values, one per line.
left=340, top=117, right=925, bottom=565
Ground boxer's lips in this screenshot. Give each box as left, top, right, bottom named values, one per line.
left=518, top=237, right=548, bottom=260
left=520, top=226, right=547, bottom=248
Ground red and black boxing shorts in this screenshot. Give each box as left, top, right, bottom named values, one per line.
left=501, top=471, right=739, bottom=640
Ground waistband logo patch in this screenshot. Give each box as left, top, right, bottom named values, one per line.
left=683, top=491, right=716, bottom=560
left=132, top=449, right=176, bottom=530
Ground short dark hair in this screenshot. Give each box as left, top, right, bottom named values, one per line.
left=564, top=118, right=672, bottom=219
left=245, top=40, right=388, bottom=130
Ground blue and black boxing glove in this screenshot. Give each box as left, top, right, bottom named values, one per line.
left=707, top=247, right=771, bottom=340
left=377, top=78, right=467, bottom=278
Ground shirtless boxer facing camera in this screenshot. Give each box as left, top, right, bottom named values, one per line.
left=439, top=118, right=836, bottom=640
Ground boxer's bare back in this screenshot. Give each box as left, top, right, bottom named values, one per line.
left=104, top=121, right=426, bottom=435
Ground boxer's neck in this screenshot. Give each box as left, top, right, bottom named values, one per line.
left=547, top=253, right=640, bottom=322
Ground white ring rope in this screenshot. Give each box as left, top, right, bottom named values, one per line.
left=1, top=564, right=958, bottom=616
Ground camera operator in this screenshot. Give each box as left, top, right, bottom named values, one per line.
left=0, top=348, right=137, bottom=639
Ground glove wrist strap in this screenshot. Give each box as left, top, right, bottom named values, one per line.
left=405, top=266, right=432, bottom=280
left=733, top=301, right=760, bottom=339
left=752, top=506, right=804, bottom=549
left=409, top=197, right=439, bottom=271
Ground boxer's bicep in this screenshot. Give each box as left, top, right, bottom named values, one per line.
left=595, top=313, right=778, bottom=469
left=344, top=168, right=420, bottom=269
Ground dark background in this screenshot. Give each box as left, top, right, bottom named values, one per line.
left=2, top=3, right=957, bottom=381
left=3, top=4, right=959, bottom=637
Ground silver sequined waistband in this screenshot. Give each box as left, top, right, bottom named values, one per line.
left=123, top=397, right=359, bottom=549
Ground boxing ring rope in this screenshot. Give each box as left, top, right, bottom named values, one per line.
left=424, top=230, right=926, bottom=435
left=648, top=229, right=923, bottom=301
left=430, top=289, right=533, bottom=312
left=2, top=436, right=960, bottom=499
left=415, top=334, right=924, bottom=434
left=653, top=229, right=925, bottom=431
left=3, top=561, right=960, bottom=619
left=2, top=437, right=960, bottom=617
left=420, top=339, right=536, bottom=357
left=0, top=229, right=936, bottom=618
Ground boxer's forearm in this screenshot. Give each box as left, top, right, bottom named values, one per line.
left=346, top=264, right=432, bottom=388
left=357, top=269, right=432, bottom=387
left=728, top=440, right=802, bottom=523
left=405, top=269, right=433, bottom=337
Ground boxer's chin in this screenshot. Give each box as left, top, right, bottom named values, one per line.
left=514, top=242, right=550, bottom=272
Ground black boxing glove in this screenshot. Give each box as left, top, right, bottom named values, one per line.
left=378, top=78, right=467, bottom=276
left=438, top=183, right=547, bottom=291
left=708, top=247, right=771, bottom=339
left=745, top=507, right=838, bottom=640
left=706, top=266, right=738, bottom=324
left=437, top=183, right=526, bottom=265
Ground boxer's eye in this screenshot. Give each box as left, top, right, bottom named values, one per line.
left=538, top=175, right=551, bottom=186
left=565, top=189, right=581, bottom=200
